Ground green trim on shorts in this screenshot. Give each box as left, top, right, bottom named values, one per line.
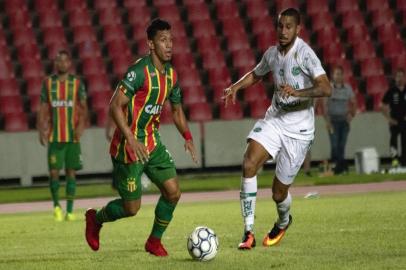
left=112, top=142, right=177, bottom=201
left=48, top=142, right=82, bottom=170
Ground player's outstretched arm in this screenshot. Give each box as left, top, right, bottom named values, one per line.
left=110, top=89, right=149, bottom=163
left=171, top=103, right=198, bottom=164
left=281, top=74, right=332, bottom=98
left=37, top=103, right=49, bottom=146
left=222, top=71, right=262, bottom=107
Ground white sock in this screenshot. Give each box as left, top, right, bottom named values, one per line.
left=240, top=176, right=257, bottom=233
left=276, top=192, right=292, bottom=228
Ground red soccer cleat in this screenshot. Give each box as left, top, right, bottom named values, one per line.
left=85, top=208, right=102, bottom=251
left=145, top=236, right=168, bottom=257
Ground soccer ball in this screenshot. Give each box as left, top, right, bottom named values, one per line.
left=187, top=226, right=219, bottom=261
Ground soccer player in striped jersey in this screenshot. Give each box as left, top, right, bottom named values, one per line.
left=37, top=50, right=88, bottom=222
left=85, top=19, right=198, bottom=257
left=223, top=8, right=332, bottom=249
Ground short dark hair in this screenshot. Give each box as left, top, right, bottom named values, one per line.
left=146, top=18, right=171, bottom=40
left=56, top=49, right=70, bottom=59
left=279, top=8, right=301, bottom=25
left=333, top=65, right=344, bottom=73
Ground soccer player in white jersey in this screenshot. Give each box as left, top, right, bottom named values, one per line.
left=223, top=8, right=332, bottom=249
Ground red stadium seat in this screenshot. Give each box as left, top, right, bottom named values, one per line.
left=365, top=0, right=389, bottom=11
left=0, top=61, right=15, bottom=80
left=69, top=9, right=92, bottom=27
left=8, top=10, right=32, bottom=29
left=222, top=18, right=246, bottom=38
left=245, top=0, right=269, bottom=18
left=22, top=60, right=44, bottom=80
left=98, top=9, right=122, bottom=26
left=78, top=41, right=102, bottom=59
left=35, top=0, right=58, bottom=12
left=157, top=6, right=181, bottom=22
left=65, top=0, right=87, bottom=11
left=383, top=39, right=406, bottom=59
left=377, top=23, right=401, bottom=43
left=12, top=28, right=36, bottom=47
left=257, top=32, right=278, bottom=52
left=103, top=25, right=127, bottom=43
left=107, top=40, right=132, bottom=59
left=4, top=112, right=29, bottom=132
left=87, top=74, right=111, bottom=94
left=390, top=53, right=406, bottom=70
left=201, top=50, right=226, bottom=70
left=244, top=83, right=268, bottom=102
left=42, top=26, right=67, bottom=46
left=0, top=96, right=24, bottom=114
left=215, top=1, right=239, bottom=19
left=226, top=33, right=250, bottom=52
left=38, top=10, right=62, bottom=28
left=18, top=43, right=41, bottom=62
left=5, top=0, right=27, bottom=13
left=82, top=57, right=106, bottom=77
left=127, top=7, right=151, bottom=27
left=219, top=101, right=243, bottom=120
left=179, top=69, right=201, bottom=88
left=159, top=101, right=174, bottom=124
left=275, top=0, right=299, bottom=12
left=112, top=56, right=132, bottom=78
left=306, top=0, right=329, bottom=15
left=366, top=75, right=388, bottom=94
left=0, top=79, right=19, bottom=97
left=91, top=91, right=113, bottom=110
left=209, top=68, right=232, bottom=102
left=360, top=58, right=384, bottom=77
left=47, top=43, right=70, bottom=59
left=26, top=78, right=43, bottom=96
left=192, top=19, right=216, bottom=38
left=188, top=102, right=213, bottom=122
left=316, top=27, right=340, bottom=48
left=346, top=25, right=370, bottom=42
left=182, top=86, right=207, bottom=105
left=153, top=0, right=176, bottom=7
left=29, top=94, right=41, bottom=113
left=311, top=12, right=335, bottom=31
left=370, top=9, right=395, bottom=27
left=232, top=50, right=256, bottom=69
left=73, top=26, right=97, bottom=44
left=196, top=36, right=221, bottom=54
left=172, top=53, right=196, bottom=70
left=169, top=20, right=188, bottom=39
left=341, top=10, right=365, bottom=29
left=95, top=107, right=110, bottom=127
left=187, top=2, right=210, bottom=22
left=136, top=40, right=149, bottom=55
left=249, top=99, right=271, bottom=119
left=397, top=0, right=406, bottom=10
left=323, top=43, right=346, bottom=63
left=172, top=37, right=191, bottom=54
left=335, top=0, right=359, bottom=13
left=251, top=17, right=275, bottom=36
left=352, top=41, right=376, bottom=60
left=123, top=0, right=147, bottom=9
left=94, top=0, right=117, bottom=10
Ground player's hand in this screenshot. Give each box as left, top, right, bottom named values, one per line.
left=389, top=118, right=398, bottom=126
left=222, top=87, right=237, bottom=107
left=184, top=140, right=198, bottom=164
left=74, top=127, right=84, bottom=141
left=127, top=136, right=149, bottom=164
left=280, top=84, right=298, bottom=98
left=39, top=130, right=48, bottom=146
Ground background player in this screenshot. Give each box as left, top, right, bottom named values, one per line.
left=223, top=8, right=331, bottom=249
left=85, top=19, right=198, bottom=257
left=37, top=50, right=88, bottom=221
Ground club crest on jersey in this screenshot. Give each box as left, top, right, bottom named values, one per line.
left=51, top=100, right=73, bottom=107
left=127, top=71, right=136, bottom=81
left=291, top=66, right=301, bottom=76
left=279, top=69, right=284, bottom=76
left=145, top=104, right=162, bottom=115
left=253, top=127, right=262, bottom=132
left=127, top=177, right=137, bottom=192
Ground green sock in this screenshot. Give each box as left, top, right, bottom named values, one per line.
left=151, top=196, right=176, bottom=239
left=66, top=177, right=76, bottom=213
left=49, top=179, right=60, bottom=207
left=96, top=199, right=127, bottom=224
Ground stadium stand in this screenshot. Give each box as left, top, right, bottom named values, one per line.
left=0, top=0, right=405, bottom=130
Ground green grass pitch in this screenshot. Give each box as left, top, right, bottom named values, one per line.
left=0, top=191, right=405, bottom=270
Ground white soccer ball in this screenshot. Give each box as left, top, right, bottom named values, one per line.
left=187, top=226, right=219, bottom=261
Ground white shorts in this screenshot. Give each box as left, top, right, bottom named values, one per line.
left=247, top=119, right=312, bottom=185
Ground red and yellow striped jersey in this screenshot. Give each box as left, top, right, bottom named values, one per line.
left=110, top=55, right=182, bottom=164
left=40, top=74, right=87, bottom=143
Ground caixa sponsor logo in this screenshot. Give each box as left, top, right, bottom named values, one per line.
left=51, top=100, right=74, bottom=107
left=144, top=104, right=162, bottom=115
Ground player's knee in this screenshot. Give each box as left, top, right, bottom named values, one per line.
left=272, top=190, right=287, bottom=203
left=166, top=190, right=181, bottom=204
left=242, top=157, right=258, bottom=177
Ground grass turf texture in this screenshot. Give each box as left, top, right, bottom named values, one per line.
left=1, top=170, right=406, bottom=203
left=0, top=191, right=405, bottom=270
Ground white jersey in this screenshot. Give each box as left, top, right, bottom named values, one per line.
left=253, top=37, right=326, bottom=140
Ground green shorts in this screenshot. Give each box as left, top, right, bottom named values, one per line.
left=48, top=142, right=83, bottom=170
left=112, top=142, right=177, bottom=201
